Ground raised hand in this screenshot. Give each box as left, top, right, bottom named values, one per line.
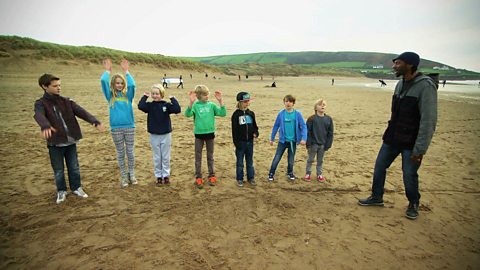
left=103, top=59, right=112, bottom=72
left=144, top=91, right=151, bottom=97
left=188, top=91, right=197, bottom=104
left=121, top=59, right=129, bottom=73
left=214, top=90, right=224, bottom=106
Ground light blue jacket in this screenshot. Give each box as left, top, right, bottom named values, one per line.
left=100, top=71, right=135, bottom=130
left=270, top=109, right=307, bottom=144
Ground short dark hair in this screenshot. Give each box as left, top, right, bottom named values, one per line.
left=38, top=73, right=60, bottom=88
left=283, top=94, right=296, bottom=104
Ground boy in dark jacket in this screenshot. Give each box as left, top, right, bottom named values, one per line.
left=231, top=92, right=259, bottom=187
left=34, top=74, right=105, bottom=204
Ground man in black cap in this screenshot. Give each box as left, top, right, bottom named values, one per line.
left=358, top=52, right=438, bottom=220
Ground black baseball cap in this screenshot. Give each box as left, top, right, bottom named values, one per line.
left=236, top=92, right=252, bottom=101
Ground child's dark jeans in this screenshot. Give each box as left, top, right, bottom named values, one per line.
left=48, top=144, right=81, bottom=192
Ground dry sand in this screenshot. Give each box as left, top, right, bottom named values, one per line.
left=0, top=59, right=479, bottom=269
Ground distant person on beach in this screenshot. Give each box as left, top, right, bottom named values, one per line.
left=205, top=73, right=208, bottom=79
left=231, top=91, right=259, bottom=187
left=177, top=75, right=184, bottom=89
left=331, top=78, right=334, bottom=85
left=304, top=99, right=334, bottom=182
left=271, top=81, right=276, bottom=87
left=185, top=85, right=226, bottom=188
left=190, top=73, right=192, bottom=79
left=138, top=84, right=181, bottom=185
left=34, top=73, right=105, bottom=204
left=268, top=94, right=307, bottom=182
left=238, top=75, right=241, bottom=81
left=162, top=77, right=168, bottom=88
left=442, top=80, right=446, bottom=88
left=100, top=59, right=138, bottom=188
left=358, top=52, right=437, bottom=220
left=379, top=79, right=387, bottom=87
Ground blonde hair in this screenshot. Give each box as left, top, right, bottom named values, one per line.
left=314, top=98, right=326, bottom=111
left=194, top=85, right=210, bottom=99
left=109, top=74, right=128, bottom=107
left=151, top=84, right=165, bottom=98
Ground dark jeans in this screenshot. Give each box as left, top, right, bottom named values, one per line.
left=269, top=141, right=296, bottom=175
left=371, top=143, right=421, bottom=203
left=235, top=141, right=254, bottom=181
left=48, top=144, right=81, bottom=192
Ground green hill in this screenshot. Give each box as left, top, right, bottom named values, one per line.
left=0, top=35, right=216, bottom=71
left=183, top=52, right=480, bottom=80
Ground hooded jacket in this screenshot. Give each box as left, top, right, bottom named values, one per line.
left=231, top=108, right=259, bottom=147
left=270, top=109, right=307, bottom=144
left=34, top=92, right=100, bottom=145
left=382, top=73, right=437, bottom=155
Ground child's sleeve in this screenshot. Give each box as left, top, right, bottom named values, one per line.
left=231, top=112, right=239, bottom=147
left=168, top=97, right=181, bottom=114
left=325, top=117, right=334, bottom=151
left=33, top=100, right=51, bottom=131
left=270, top=113, right=281, bottom=141
left=100, top=71, right=111, bottom=102
left=126, top=72, right=136, bottom=102
left=138, top=95, right=149, bottom=113
left=71, top=99, right=101, bottom=126
left=213, top=104, right=227, bottom=117
left=298, top=111, right=308, bottom=141
left=252, top=112, right=259, bottom=138
left=184, top=102, right=194, bottom=117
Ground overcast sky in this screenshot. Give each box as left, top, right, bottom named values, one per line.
left=1, top=0, right=479, bottom=71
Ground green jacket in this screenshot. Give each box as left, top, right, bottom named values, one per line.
left=185, top=101, right=226, bottom=134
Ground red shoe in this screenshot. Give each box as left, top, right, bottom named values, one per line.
left=317, top=175, right=326, bottom=182
left=195, top=178, right=203, bottom=188
left=208, top=176, right=217, bottom=186
left=304, top=174, right=311, bottom=182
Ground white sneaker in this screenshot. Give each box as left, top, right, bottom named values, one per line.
left=129, top=176, right=138, bottom=185
left=72, top=187, right=89, bottom=198
left=120, top=175, right=129, bottom=188
left=56, top=191, right=67, bottom=204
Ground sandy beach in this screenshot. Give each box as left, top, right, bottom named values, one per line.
left=0, top=59, right=479, bottom=269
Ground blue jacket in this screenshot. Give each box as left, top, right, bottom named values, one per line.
left=138, top=96, right=181, bottom=134
left=100, top=71, right=135, bottom=130
left=270, top=109, right=307, bottom=144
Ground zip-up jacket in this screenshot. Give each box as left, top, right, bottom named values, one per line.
left=184, top=101, right=226, bottom=134
left=382, top=73, right=437, bottom=155
left=231, top=109, right=259, bottom=147
left=33, top=92, right=100, bottom=145
left=270, top=109, right=307, bottom=144
left=100, top=71, right=135, bottom=130
left=138, top=95, right=181, bottom=135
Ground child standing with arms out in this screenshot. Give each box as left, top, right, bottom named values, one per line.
left=138, top=84, right=181, bottom=185
left=185, top=85, right=226, bottom=188
left=34, top=74, right=105, bottom=204
left=304, top=99, right=334, bottom=182
left=268, top=94, right=307, bottom=182
left=231, top=92, right=259, bottom=187
left=100, top=59, right=137, bottom=188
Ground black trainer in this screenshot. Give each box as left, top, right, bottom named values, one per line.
left=287, top=173, right=296, bottom=181
left=405, top=202, right=419, bottom=220
left=358, top=196, right=384, bottom=206
left=248, top=179, right=256, bottom=186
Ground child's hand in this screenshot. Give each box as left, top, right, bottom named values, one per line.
left=214, top=91, right=222, bottom=101
left=41, top=127, right=56, bottom=139
left=169, top=95, right=175, bottom=99
left=95, top=123, right=106, bottom=132
left=121, top=59, right=129, bottom=73
left=300, top=140, right=306, bottom=145
left=269, top=140, right=274, bottom=146
left=188, top=91, right=197, bottom=104
left=144, top=91, right=151, bottom=97
left=103, top=59, right=112, bottom=72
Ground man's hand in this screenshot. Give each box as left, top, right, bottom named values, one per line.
left=410, top=154, right=423, bottom=163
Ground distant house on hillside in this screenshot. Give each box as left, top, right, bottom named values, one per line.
left=372, top=65, right=384, bottom=69
left=433, top=66, right=450, bottom=71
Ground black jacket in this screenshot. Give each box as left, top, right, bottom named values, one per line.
left=231, top=109, right=259, bottom=147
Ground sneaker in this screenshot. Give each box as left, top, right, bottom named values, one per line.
left=287, top=173, right=296, bottom=181
left=304, top=174, right=311, bottom=182
left=237, top=180, right=244, bottom=187
left=56, top=191, right=67, bottom=204
left=268, top=173, right=274, bottom=182
left=73, top=187, right=89, bottom=198
left=120, top=175, right=129, bottom=188
left=248, top=179, right=257, bottom=186
left=163, top=177, right=170, bottom=185
left=129, top=175, right=138, bottom=185
left=405, top=202, right=419, bottom=220
left=317, top=175, right=326, bottom=182
left=358, top=196, right=384, bottom=206
left=208, top=176, right=217, bottom=186
left=195, top=178, right=203, bottom=189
